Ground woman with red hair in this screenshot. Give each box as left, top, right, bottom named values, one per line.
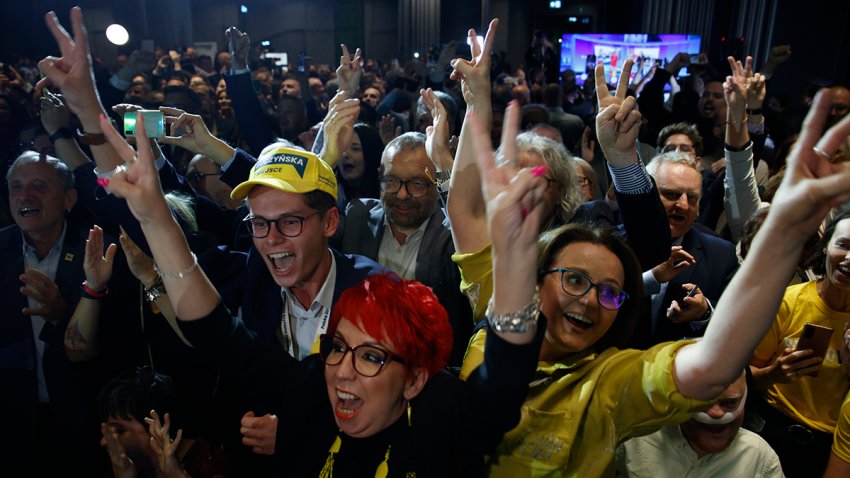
left=92, top=79, right=544, bottom=478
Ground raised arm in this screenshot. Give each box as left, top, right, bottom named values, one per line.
left=723, top=55, right=763, bottom=243
left=100, top=113, right=219, bottom=321
left=37, top=7, right=124, bottom=173
left=674, top=89, right=850, bottom=400
left=39, top=91, right=91, bottom=170
left=422, top=87, right=454, bottom=184
left=446, top=19, right=498, bottom=254
left=317, top=91, right=360, bottom=168
left=64, top=225, right=116, bottom=362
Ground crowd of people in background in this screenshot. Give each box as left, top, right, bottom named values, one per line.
left=3, top=5, right=850, bottom=477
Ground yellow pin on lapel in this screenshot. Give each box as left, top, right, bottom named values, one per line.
left=64, top=253, right=74, bottom=262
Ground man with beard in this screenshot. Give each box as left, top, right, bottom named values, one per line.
left=334, top=133, right=473, bottom=368
left=616, top=372, right=783, bottom=477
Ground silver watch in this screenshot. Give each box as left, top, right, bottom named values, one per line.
left=436, top=170, right=451, bottom=192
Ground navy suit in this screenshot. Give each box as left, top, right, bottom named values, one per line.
left=617, top=188, right=739, bottom=347
left=333, top=199, right=474, bottom=367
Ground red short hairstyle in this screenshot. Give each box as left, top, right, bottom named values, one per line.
left=328, top=273, right=452, bottom=376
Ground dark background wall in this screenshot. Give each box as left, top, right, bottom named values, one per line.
left=1, top=0, right=848, bottom=115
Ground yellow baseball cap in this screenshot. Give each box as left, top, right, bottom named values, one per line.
left=231, top=147, right=338, bottom=201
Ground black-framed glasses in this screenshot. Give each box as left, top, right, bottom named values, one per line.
left=243, top=208, right=326, bottom=238
left=544, top=268, right=629, bottom=310
left=319, top=335, right=406, bottom=377
left=379, top=176, right=433, bottom=198
left=186, top=171, right=221, bottom=186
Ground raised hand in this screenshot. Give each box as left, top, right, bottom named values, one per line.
left=450, top=19, right=498, bottom=106
left=594, top=59, right=639, bottom=167
left=336, top=44, right=363, bottom=98
left=379, top=114, right=401, bottom=145
left=39, top=90, right=71, bottom=135
left=20, top=268, right=66, bottom=323
left=145, top=410, right=187, bottom=478
left=83, top=225, right=117, bottom=292
left=226, top=27, right=251, bottom=70
left=119, top=226, right=159, bottom=287
left=159, top=106, right=234, bottom=163
left=768, top=90, right=850, bottom=239
left=320, top=91, right=360, bottom=168
left=666, top=283, right=708, bottom=323
left=37, top=8, right=101, bottom=119
left=98, top=113, right=171, bottom=226
left=422, top=88, right=451, bottom=170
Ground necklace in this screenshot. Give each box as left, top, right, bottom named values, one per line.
left=318, top=432, right=391, bottom=478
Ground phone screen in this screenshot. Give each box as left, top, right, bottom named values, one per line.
left=124, top=111, right=164, bottom=138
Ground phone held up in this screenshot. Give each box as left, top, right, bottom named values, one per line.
left=123, top=110, right=165, bottom=138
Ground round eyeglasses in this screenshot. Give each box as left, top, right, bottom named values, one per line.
left=661, top=143, right=695, bottom=154
left=379, top=176, right=433, bottom=198
left=319, top=335, right=406, bottom=377
left=186, top=171, right=221, bottom=186
left=544, top=267, right=629, bottom=310
left=243, top=208, right=326, bottom=238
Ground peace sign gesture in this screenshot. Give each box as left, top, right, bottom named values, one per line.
left=594, top=59, right=640, bottom=168
left=450, top=19, right=499, bottom=106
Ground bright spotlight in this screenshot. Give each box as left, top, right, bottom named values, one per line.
left=105, top=24, right=129, bottom=45
left=413, top=52, right=420, bottom=59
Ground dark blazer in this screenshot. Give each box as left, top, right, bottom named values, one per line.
left=333, top=199, right=474, bottom=367
left=0, top=219, right=138, bottom=474
left=617, top=187, right=739, bottom=347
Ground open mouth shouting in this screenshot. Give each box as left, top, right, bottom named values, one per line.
left=268, top=251, right=295, bottom=273
left=334, top=388, right=362, bottom=420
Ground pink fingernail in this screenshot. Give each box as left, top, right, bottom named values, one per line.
left=531, top=165, right=548, bottom=177
left=97, top=177, right=110, bottom=189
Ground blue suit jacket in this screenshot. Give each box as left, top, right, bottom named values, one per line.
left=617, top=188, right=739, bottom=347
left=333, top=198, right=474, bottom=367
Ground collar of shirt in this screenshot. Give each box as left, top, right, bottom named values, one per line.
left=280, top=249, right=337, bottom=319
left=381, top=213, right=430, bottom=244
left=22, top=221, right=68, bottom=280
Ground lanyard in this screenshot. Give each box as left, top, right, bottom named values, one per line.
left=280, top=295, right=332, bottom=360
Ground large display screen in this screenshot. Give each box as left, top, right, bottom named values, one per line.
left=560, top=33, right=701, bottom=85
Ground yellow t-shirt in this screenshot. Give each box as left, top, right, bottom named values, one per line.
left=452, top=243, right=493, bottom=322
left=752, top=280, right=850, bottom=433
left=833, top=391, right=850, bottom=463
left=462, top=330, right=712, bottom=477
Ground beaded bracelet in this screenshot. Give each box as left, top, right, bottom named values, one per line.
left=154, top=252, right=199, bottom=280
left=81, top=281, right=109, bottom=300
left=485, top=288, right=540, bottom=334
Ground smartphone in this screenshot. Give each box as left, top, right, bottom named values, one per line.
left=680, top=284, right=699, bottom=308
left=796, top=323, right=834, bottom=377
left=123, top=110, right=165, bottom=138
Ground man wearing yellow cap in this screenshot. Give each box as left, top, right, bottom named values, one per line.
left=226, top=144, right=385, bottom=360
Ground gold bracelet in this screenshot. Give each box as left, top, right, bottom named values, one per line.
left=154, top=252, right=199, bottom=280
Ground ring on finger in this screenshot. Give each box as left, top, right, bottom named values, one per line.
left=812, top=146, right=834, bottom=161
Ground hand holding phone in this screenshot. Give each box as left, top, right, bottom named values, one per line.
left=795, top=323, right=834, bottom=377
left=124, top=110, right=164, bottom=138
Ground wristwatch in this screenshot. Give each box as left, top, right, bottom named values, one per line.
left=144, top=276, right=166, bottom=302
left=435, top=169, right=451, bottom=192
left=49, top=127, right=75, bottom=142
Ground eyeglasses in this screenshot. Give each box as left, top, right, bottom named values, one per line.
left=186, top=171, right=220, bottom=186
left=379, top=176, right=433, bottom=198
left=661, top=143, right=695, bottom=154
left=544, top=268, right=629, bottom=310
left=319, top=335, right=406, bottom=377
left=243, top=208, right=326, bottom=238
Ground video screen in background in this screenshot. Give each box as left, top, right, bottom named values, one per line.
left=560, top=33, right=701, bottom=86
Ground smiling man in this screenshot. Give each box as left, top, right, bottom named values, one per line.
left=617, top=372, right=783, bottom=477
left=334, top=133, right=473, bottom=368
left=229, top=146, right=384, bottom=360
